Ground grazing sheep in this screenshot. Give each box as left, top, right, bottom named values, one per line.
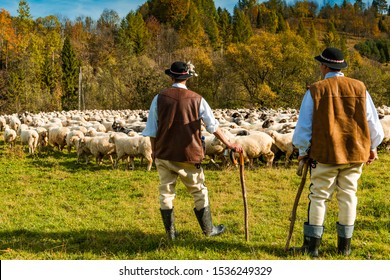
left=3, top=125, right=17, bottom=148
left=48, top=127, right=70, bottom=151
left=266, top=130, right=295, bottom=167
left=109, top=133, right=153, bottom=170
left=77, top=135, right=116, bottom=165
left=20, top=128, right=39, bottom=155
left=212, top=128, right=275, bottom=168
left=202, top=133, right=228, bottom=168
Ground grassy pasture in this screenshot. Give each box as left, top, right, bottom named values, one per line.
left=0, top=138, right=389, bottom=260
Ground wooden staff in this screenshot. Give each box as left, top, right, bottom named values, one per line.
left=230, top=150, right=249, bottom=241
left=284, top=158, right=309, bottom=251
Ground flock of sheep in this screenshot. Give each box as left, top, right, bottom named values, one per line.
left=1, top=105, right=389, bottom=170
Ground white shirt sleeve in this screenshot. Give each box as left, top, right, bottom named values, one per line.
left=292, top=90, right=313, bottom=156
left=141, top=95, right=158, bottom=137
left=199, top=98, right=219, bottom=134
left=366, top=91, right=385, bottom=150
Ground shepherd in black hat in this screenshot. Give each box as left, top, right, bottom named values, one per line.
left=142, top=61, right=242, bottom=241
left=291, top=48, right=384, bottom=257
left=164, top=61, right=196, bottom=80
left=314, top=47, right=348, bottom=70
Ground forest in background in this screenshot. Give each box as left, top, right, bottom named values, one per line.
left=0, top=0, right=389, bottom=114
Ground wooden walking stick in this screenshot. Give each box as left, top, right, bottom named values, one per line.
left=284, top=158, right=310, bottom=251
left=230, top=150, right=249, bottom=241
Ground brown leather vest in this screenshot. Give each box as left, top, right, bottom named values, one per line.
left=309, top=76, right=370, bottom=164
left=155, top=87, right=204, bottom=163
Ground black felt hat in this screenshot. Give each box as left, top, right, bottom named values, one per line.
left=165, top=61, right=193, bottom=80
left=315, top=47, right=348, bottom=69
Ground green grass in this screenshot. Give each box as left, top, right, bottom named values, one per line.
left=0, top=141, right=389, bottom=260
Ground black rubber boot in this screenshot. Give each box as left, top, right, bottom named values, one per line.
left=337, top=222, right=353, bottom=256
left=194, top=206, right=225, bottom=236
left=291, top=222, right=323, bottom=257
left=160, top=208, right=176, bottom=240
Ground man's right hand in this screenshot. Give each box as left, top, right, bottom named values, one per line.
left=366, top=150, right=378, bottom=165
left=229, top=143, right=243, bottom=153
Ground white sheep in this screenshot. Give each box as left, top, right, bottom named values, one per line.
left=266, top=130, right=295, bottom=167
left=33, top=127, right=49, bottom=151
left=0, top=116, right=6, bottom=131
left=85, top=127, right=108, bottom=137
left=48, top=126, right=70, bottom=151
left=17, top=123, right=29, bottom=136
left=77, top=135, right=116, bottom=165
left=380, top=115, right=390, bottom=150
left=3, top=125, right=17, bottom=148
left=66, top=130, right=85, bottom=153
left=109, top=133, right=153, bottom=170
left=202, top=133, right=228, bottom=168
left=10, top=115, right=21, bottom=132
left=20, top=128, right=39, bottom=155
left=212, top=128, right=275, bottom=168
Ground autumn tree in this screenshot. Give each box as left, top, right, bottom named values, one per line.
left=225, top=31, right=315, bottom=108
left=0, top=9, right=18, bottom=69
left=147, top=0, right=190, bottom=28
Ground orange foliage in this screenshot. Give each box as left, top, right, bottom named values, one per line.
left=0, top=9, right=18, bottom=51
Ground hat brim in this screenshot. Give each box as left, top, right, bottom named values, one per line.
left=315, top=55, right=348, bottom=69
left=165, top=69, right=193, bottom=80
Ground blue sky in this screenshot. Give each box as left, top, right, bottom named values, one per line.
left=1, top=0, right=237, bottom=20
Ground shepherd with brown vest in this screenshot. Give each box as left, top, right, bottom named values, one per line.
left=142, top=61, right=242, bottom=240
left=292, top=47, right=384, bottom=257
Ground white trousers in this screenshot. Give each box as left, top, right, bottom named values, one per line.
left=308, top=162, right=364, bottom=226
left=155, top=159, right=209, bottom=210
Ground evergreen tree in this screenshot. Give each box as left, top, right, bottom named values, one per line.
left=354, top=0, right=365, bottom=13
left=179, top=3, right=206, bottom=48
left=267, top=10, right=278, bottom=33
left=308, top=21, right=321, bottom=54
left=323, top=21, right=340, bottom=47
left=17, top=0, right=32, bottom=20
left=372, top=0, right=388, bottom=15
left=15, top=0, right=33, bottom=34
left=296, top=18, right=308, bottom=38
left=218, top=8, right=233, bottom=51
left=61, top=37, right=79, bottom=110
left=232, top=7, right=253, bottom=43
left=276, top=13, right=288, bottom=33
left=119, top=11, right=150, bottom=56
left=200, top=0, right=221, bottom=50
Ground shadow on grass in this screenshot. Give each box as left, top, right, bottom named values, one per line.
left=0, top=229, right=165, bottom=258
left=0, top=229, right=289, bottom=259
